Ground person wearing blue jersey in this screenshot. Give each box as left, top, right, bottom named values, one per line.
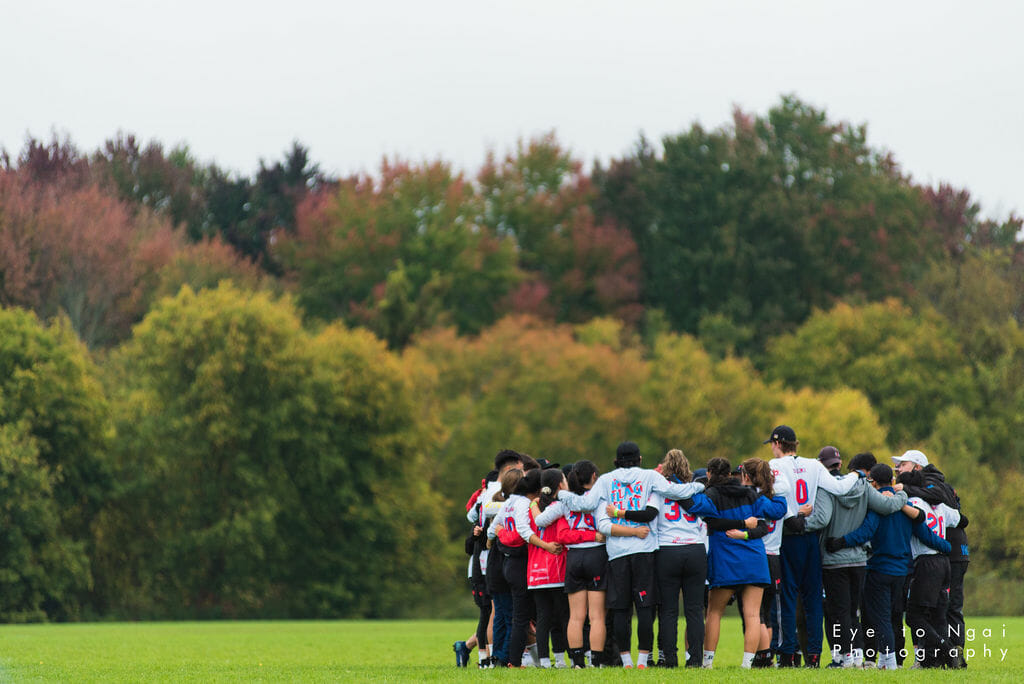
left=825, top=463, right=951, bottom=671
left=557, top=441, right=705, bottom=668
left=680, top=457, right=788, bottom=669
left=765, top=425, right=859, bottom=667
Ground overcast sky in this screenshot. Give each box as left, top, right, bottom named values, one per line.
left=5, top=1, right=1022, bottom=219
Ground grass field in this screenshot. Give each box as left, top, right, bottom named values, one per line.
left=0, top=617, right=1022, bottom=681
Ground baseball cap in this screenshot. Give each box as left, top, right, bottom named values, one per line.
left=817, top=446, right=841, bottom=469
left=763, top=425, right=797, bottom=444
left=892, top=449, right=929, bottom=468
left=615, top=441, right=642, bottom=465
left=536, top=458, right=561, bottom=470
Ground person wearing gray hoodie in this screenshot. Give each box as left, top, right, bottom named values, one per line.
left=802, top=449, right=908, bottom=668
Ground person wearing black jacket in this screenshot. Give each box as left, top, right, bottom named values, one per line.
left=897, top=459, right=969, bottom=668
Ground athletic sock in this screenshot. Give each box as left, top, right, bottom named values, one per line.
left=620, top=653, right=634, bottom=667
left=478, top=651, right=489, bottom=664
left=568, top=647, right=586, bottom=668
left=742, top=652, right=755, bottom=668
left=539, top=657, right=551, bottom=668
left=637, top=653, right=649, bottom=667
left=703, top=650, right=715, bottom=668
left=585, top=650, right=592, bottom=665
left=527, top=643, right=539, bottom=666
left=553, top=652, right=566, bottom=668
left=853, top=648, right=864, bottom=667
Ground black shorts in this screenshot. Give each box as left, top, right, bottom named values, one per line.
left=607, top=552, right=658, bottom=610
left=760, top=554, right=782, bottom=623
left=565, top=546, right=609, bottom=594
left=907, top=554, right=950, bottom=608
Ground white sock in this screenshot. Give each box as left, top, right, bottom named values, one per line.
left=685, top=650, right=691, bottom=662
left=487, top=644, right=493, bottom=657
left=853, top=649, right=863, bottom=667
left=522, top=650, right=534, bottom=667
left=528, top=643, right=539, bottom=665
left=703, top=650, right=715, bottom=667
left=742, top=652, right=755, bottom=668
left=539, top=657, right=551, bottom=668
left=638, top=652, right=649, bottom=667
left=479, top=651, right=488, bottom=663
left=553, top=652, right=566, bottom=667
left=620, top=653, right=634, bottom=667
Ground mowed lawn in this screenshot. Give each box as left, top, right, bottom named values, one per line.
left=0, top=617, right=1022, bottom=682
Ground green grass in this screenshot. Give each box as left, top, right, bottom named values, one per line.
left=0, top=617, right=1022, bottom=681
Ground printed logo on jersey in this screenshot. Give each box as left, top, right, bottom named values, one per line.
left=611, top=479, right=645, bottom=511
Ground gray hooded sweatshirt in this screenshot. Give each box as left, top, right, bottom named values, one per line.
left=805, top=471, right=908, bottom=567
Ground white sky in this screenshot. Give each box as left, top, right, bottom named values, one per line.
left=5, top=0, right=1022, bottom=219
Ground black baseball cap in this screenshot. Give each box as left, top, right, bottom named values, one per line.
left=536, top=458, right=561, bottom=470
left=817, top=446, right=841, bottom=469
left=763, top=425, right=797, bottom=444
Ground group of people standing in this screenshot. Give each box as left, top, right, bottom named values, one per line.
left=452, top=424, right=969, bottom=670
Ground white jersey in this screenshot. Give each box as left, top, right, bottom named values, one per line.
left=762, top=473, right=792, bottom=555
left=908, top=496, right=961, bottom=559
left=769, top=455, right=858, bottom=518
left=535, top=499, right=602, bottom=549
left=486, top=494, right=533, bottom=545
left=653, top=491, right=706, bottom=547
left=467, top=480, right=501, bottom=577
left=558, top=466, right=703, bottom=560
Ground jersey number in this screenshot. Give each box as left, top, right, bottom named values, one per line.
left=795, top=479, right=809, bottom=505
left=926, top=513, right=945, bottom=538
left=569, top=512, right=595, bottom=530
left=665, top=501, right=696, bottom=522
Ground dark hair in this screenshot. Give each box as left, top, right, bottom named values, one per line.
left=778, top=439, right=799, bottom=454
left=848, top=452, right=877, bottom=473
left=706, top=457, right=733, bottom=486
left=515, top=468, right=543, bottom=496
left=869, top=463, right=893, bottom=486
left=741, top=458, right=774, bottom=497
left=568, top=460, right=599, bottom=495
left=484, top=469, right=499, bottom=483
left=494, top=449, right=523, bottom=472
left=520, top=453, right=541, bottom=471
left=538, top=469, right=564, bottom=511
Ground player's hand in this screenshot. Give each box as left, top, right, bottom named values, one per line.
left=548, top=542, right=563, bottom=555
left=595, top=532, right=606, bottom=543
left=634, top=526, right=649, bottom=539
left=799, top=503, right=813, bottom=516
left=825, top=537, right=846, bottom=553
left=893, top=483, right=904, bottom=492
left=606, top=504, right=620, bottom=518
left=744, top=516, right=759, bottom=529
left=473, top=525, right=483, bottom=536
left=726, top=529, right=746, bottom=539
left=881, top=490, right=894, bottom=497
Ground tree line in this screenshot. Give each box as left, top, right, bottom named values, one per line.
left=0, top=96, right=1022, bottom=620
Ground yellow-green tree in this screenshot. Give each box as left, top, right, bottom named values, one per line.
left=638, top=333, right=781, bottom=467
left=764, top=299, right=975, bottom=444
left=97, top=283, right=448, bottom=618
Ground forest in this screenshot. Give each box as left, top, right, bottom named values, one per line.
left=0, top=96, right=1021, bottom=620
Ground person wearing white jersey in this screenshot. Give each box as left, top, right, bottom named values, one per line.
left=487, top=469, right=562, bottom=668
left=651, top=449, right=709, bottom=668
left=557, top=441, right=704, bottom=669
left=898, top=461, right=964, bottom=668
left=765, top=425, right=858, bottom=667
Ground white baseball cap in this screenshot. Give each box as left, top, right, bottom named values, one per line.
left=893, top=449, right=929, bottom=468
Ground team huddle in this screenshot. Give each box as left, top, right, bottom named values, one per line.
left=452, top=425, right=969, bottom=670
